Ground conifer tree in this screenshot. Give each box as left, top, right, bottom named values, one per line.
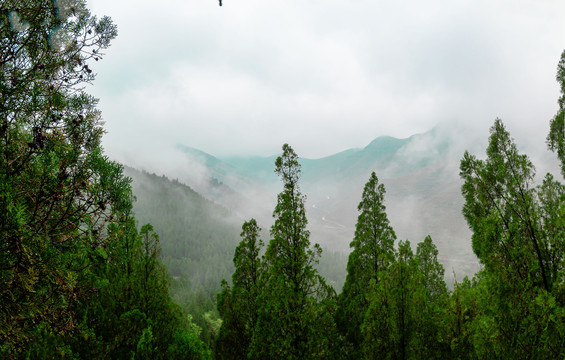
left=415, top=236, right=447, bottom=303
left=443, top=276, right=480, bottom=360
left=362, top=237, right=450, bottom=360
left=412, top=236, right=449, bottom=358
left=460, top=119, right=565, bottom=357
left=362, top=240, right=415, bottom=360
left=336, top=171, right=396, bottom=356
left=216, top=219, right=264, bottom=360
left=0, top=0, right=122, bottom=353
left=249, top=144, right=338, bottom=360
left=547, top=50, right=565, bottom=176
left=0, top=1, right=211, bottom=357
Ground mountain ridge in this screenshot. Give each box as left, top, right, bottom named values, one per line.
left=164, top=126, right=480, bottom=281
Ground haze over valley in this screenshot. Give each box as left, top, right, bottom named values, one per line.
left=126, top=122, right=543, bottom=287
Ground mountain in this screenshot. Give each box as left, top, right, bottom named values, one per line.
left=170, top=126, right=479, bottom=281
left=124, top=166, right=348, bottom=296
left=123, top=166, right=241, bottom=286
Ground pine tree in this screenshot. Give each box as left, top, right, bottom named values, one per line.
left=460, top=119, right=565, bottom=357
left=547, top=50, right=565, bottom=176
left=216, top=219, right=264, bottom=360
left=336, top=171, right=396, bottom=356
left=0, top=0, right=122, bottom=354
left=415, top=236, right=447, bottom=303
left=412, top=236, right=449, bottom=358
left=0, top=1, right=209, bottom=357
left=362, top=240, right=415, bottom=360
left=249, top=144, right=338, bottom=360
left=443, top=276, right=480, bottom=360
left=361, top=236, right=449, bottom=360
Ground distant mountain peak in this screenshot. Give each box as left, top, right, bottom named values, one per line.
left=363, top=135, right=410, bottom=152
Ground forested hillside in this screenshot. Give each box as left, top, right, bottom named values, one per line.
left=124, top=167, right=241, bottom=289
left=123, top=166, right=347, bottom=346
left=174, top=125, right=478, bottom=279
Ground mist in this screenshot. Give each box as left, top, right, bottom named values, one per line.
left=121, top=112, right=563, bottom=285
left=85, top=0, right=565, bottom=286
left=87, top=0, right=564, bottom=161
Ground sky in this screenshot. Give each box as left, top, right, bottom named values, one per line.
left=86, top=0, right=565, bottom=162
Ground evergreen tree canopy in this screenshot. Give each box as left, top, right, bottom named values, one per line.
left=0, top=1, right=212, bottom=358
left=362, top=240, right=415, bottom=360
left=0, top=0, right=123, bottom=352
left=460, top=119, right=559, bottom=292
left=216, top=218, right=264, bottom=360
left=337, top=171, right=396, bottom=356
left=416, top=235, right=447, bottom=303
left=547, top=50, right=565, bottom=176
left=249, top=144, right=338, bottom=360
left=460, top=119, right=565, bottom=357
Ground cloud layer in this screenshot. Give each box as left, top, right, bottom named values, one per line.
left=88, top=0, right=565, bottom=160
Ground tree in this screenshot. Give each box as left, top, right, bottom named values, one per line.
left=362, top=240, right=415, bottom=360
left=361, top=236, right=450, bottom=360
left=461, top=119, right=555, bottom=292
left=443, top=275, right=481, bottom=360
left=460, top=119, right=565, bottom=358
left=216, top=218, right=264, bottom=360
left=166, top=314, right=212, bottom=360
left=0, top=2, right=210, bottom=358
left=415, top=236, right=447, bottom=303
left=248, top=144, right=338, bottom=360
left=336, top=171, right=396, bottom=356
left=0, top=0, right=122, bottom=354
left=412, top=236, right=449, bottom=358
left=547, top=50, right=565, bottom=176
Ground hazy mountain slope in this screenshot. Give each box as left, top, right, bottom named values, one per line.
left=172, top=126, right=479, bottom=280
left=124, top=166, right=349, bottom=294
left=124, top=166, right=242, bottom=291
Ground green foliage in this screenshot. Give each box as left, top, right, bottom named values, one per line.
left=337, top=171, right=396, bottom=356
left=244, top=144, right=339, bottom=359
left=3, top=2, right=563, bottom=358
left=412, top=236, right=450, bottom=359
left=460, top=118, right=565, bottom=358
left=461, top=119, right=557, bottom=292
left=216, top=219, right=264, bottom=359
left=136, top=326, right=157, bottom=359
left=547, top=50, right=565, bottom=176
left=442, top=276, right=480, bottom=359
left=0, top=0, right=121, bottom=354
left=363, top=240, right=418, bottom=359
left=125, top=167, right=241, bottom=345
left=166, top=315, right=211, bottom=360
left=416, top=236, right=447, bottom=302
left=126, top=168, right=240, bottom=289
left=362, top=238, right=449, bottom=360
left=0, top=1, right=211, bottom=358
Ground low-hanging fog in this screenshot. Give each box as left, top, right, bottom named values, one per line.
left=85, top=0, right=565, bottom=282
left=124, top=120, right=561, bottom=284
left=88, top=0, right=564, bottom=160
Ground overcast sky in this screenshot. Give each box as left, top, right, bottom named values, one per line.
left=87, top=0, right=564, bottom=161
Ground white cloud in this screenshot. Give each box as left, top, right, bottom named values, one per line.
left=88, top=0, right=565, bottom=160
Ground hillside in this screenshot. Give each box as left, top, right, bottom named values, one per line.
left=124, top=167, right=348, bottom=294
left=124, top=167, right=241, bottom=289
left=170, top=125, right=479, bottom=280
